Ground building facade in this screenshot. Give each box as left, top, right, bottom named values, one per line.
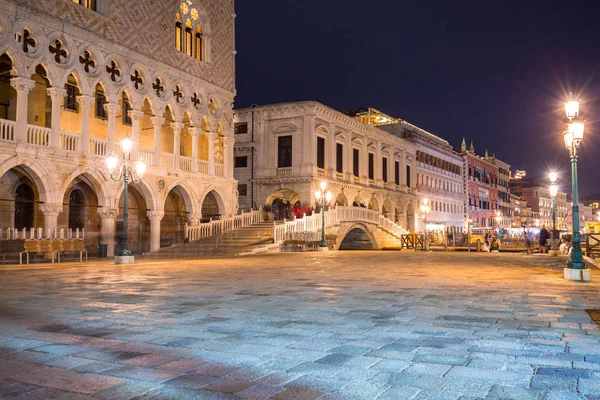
left=460, top=141, right=511, bottom=229
left=375, top=112, right=465, bottom=233
left=233, top=102, right=420, bottom=231
left=0, top=0, right=237, bottom=256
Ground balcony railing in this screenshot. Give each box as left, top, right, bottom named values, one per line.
left=277, top=167, right=292, bottom=176
left=0, top=118, right=225, bottom=178
left=180, top=156, right=192, bottom=172
left=215, top=163, right=224, bottom=177
left=89, top=137, right=107, bottom=156
left=160, top=153, right=175, bottom=169
left=0, top=119, right=15, bottom=141
left=27, top=125, right=50, bottom=146
left=60, top=131, right=80, bottom=152
left=198, top=160, right=209, bottom=174
left=139, top=148, right=153, bottom=165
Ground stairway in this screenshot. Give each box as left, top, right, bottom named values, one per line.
left=147, top=222, right=274, bottom=259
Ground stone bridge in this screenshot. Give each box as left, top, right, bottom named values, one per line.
left=273, top=206, right=409, bottom=250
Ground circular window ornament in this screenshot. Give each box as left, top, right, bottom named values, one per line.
left=180, top=2, right=189, bottom=14
left=191, top=8, right=198, bottom=20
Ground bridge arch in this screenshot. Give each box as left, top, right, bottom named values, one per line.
left=338, top=223, right=379, bottom=251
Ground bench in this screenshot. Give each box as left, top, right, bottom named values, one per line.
left=54, top=239, right=88, bottom=262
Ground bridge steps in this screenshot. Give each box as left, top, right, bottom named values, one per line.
left=146, top=222, right=274, bottom=258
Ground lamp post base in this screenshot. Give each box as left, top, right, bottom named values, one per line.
left=115, top=255, right=135, bottom=265
left=317, top=246, right=329, bottom=252
left=548, top=250, right=558, bottom=256
left=564, top=267, right=591, bottom=281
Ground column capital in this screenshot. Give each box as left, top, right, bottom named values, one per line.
left=188, top=127, right=202, bottom=137
left=187, top=212, right=202, bottom=225
left=46, top=87, right=67, bottom=99
left=128, top=109, right=144, bottom=121
left=151, top=116, right=165, bottom=127
left=97, top=207, right=119, bottom=219
left=205, top=131, right=218, bottom=141
left=39, top=203, right=63, bottom=216
left=222, top=136, right=235, bottom=146
left=76, top=95, right=95, bottom=108
left=147, top=210, right=165, bottom=220
left=170, top=122, right=185, bottom=133
left=104, top=103, right=121, bottom=117
left=10, top=77, right=35, bottom=92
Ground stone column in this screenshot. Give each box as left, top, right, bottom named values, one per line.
left=147, top=211, right=165, bottom=252
left=104, top=103, right=121, bottom=154
left=76, top=95, right=95, bottom=153
left=346, top=133, right=353, bottom=179
left=151, top=116, right=164, bottom=167
left=39, top=204, right=63, bottom=238
left=10, top=77, right=35, bottom=142
left=361, top=139, right=368, bottom=184
left=129, top=109, right=144, bottom=159
left=301, top=115, right=315, bottom=175
left=328, top=123, right=336, bottom=177
left=206, top=131, right=217, bottom=176
left=189, top=127, right=201, bottom=172
left=97, top=207, right=118, bottom=257
left=375, top=140, right=382, bottom=185
left=222, top=136, right=235, bottom=178
left=46, top=87, right=66, bottom=148
left=170, top=122, right=184, bottom=170
left=401, top=150, right=407, bottom=187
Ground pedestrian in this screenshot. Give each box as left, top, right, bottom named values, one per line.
left=539, top=225, right=550, bottom=254
left=484, top=229, right=491, bottom=246
left=525, top=226, right=534, bottom=255
left=490, top=238, right=500, bottom=252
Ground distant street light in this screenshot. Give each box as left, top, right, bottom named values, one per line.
left=106, top=136, right=146, bottom=264
left=562, top=94, right=590, bottom=280
left=549, top=173, right=559, bottom=256
left=420, top=198, right=430, bottom=250
left=315, top=181, right=332, bottom=251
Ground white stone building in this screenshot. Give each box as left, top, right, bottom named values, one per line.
left=233, top=102, right=420, bottom=231
left=0, top=0, right=237, bottom=256
left=377, top=116, right=465, bottom=233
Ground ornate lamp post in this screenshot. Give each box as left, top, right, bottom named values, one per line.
left=106, top=136, right=146, bottom=264
left=315, top=181, right=332, bottom=251
left=549, top=172, right=559, bottom=256
left=562, top=95, right=590, bottom=280
left=420, top=198, right=430, bottom=250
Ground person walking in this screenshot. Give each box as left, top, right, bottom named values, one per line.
left=539, top=225, right=550, bottom=254
left=525, top=226, right=534, bottom=255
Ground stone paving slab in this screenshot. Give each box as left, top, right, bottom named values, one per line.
left=0, top=252, right=600, bottom=399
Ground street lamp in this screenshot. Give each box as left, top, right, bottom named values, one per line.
left=549, top=173, right=559, bottom=256
left=495, top=211, right=502, bottom=229
left=314, top=181, right=332, bottom=251
left=420, top=198, right=430, bottom=250
left=106, top=136, right=146, bottom=264
left=562, top=94, right=590, bottom=280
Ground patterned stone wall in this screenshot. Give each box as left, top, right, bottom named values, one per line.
left=13, top=0, right=235, bottom=93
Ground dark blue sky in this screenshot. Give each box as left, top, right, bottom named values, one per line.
left=234, top=1, right=600, bottom=197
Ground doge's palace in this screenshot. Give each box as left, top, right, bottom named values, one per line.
left=0, top=0, right=237, bottom=256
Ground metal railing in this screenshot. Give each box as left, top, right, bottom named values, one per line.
left=186, top=209, right=263, bottom=241
left=273, top=206, right=409, bottom=244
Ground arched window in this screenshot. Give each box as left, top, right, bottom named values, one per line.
left=195, top=25, right=203, bottom=61
left=14, top=184, right=34, bottom=230
left=94, top=84, right=107, bottom=119
left=175, top=13, right=183, bottom=52
left=185, top=19, right=193, bottom=56
left=68, top=189, right=86, bottom=230
left=122, top=92, right=132, bottom=125
left=64, top=74, right=80, bottom=112
left=176, top=1, right=205, bottom=62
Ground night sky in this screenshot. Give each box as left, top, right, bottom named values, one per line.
left=234, top=1, right=600, bottom=197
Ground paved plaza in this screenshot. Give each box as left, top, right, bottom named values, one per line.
left=0, top=252, right=599, bottom=399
